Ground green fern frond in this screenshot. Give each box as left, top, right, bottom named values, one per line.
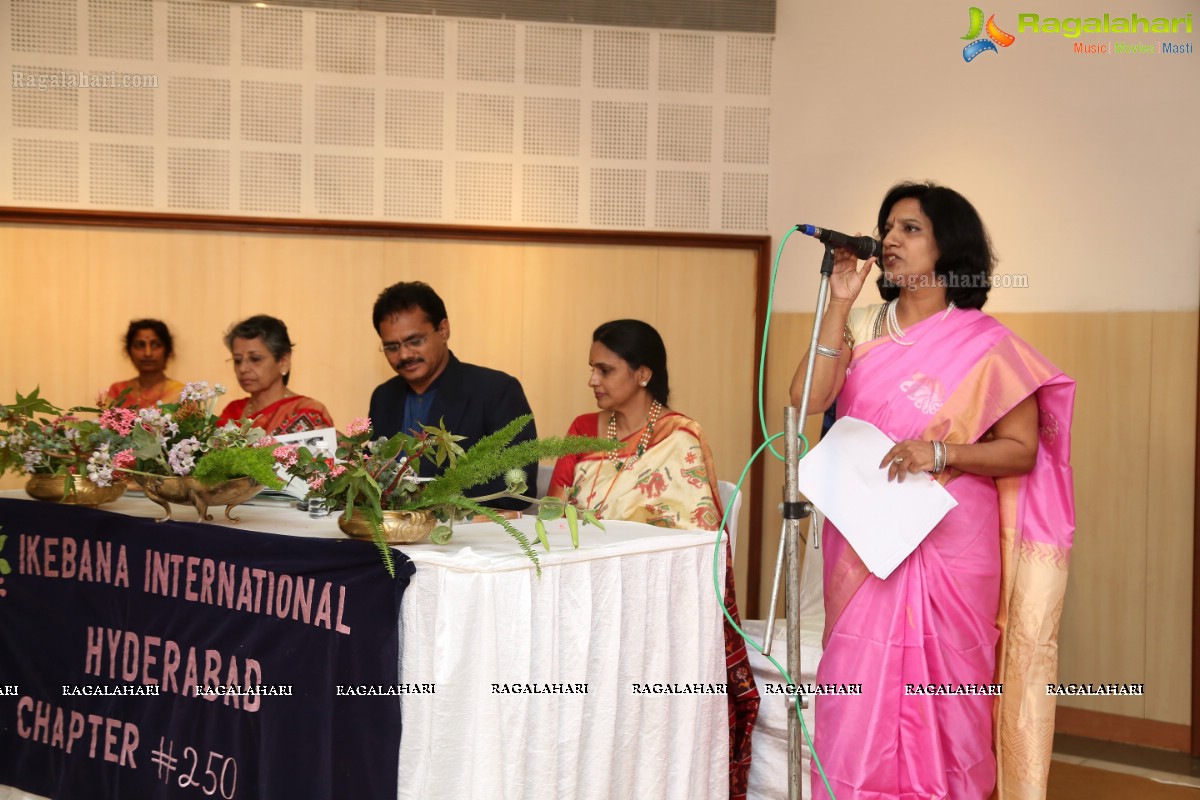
left=419, top=434, right=617, bottom=505
left=455, top=414, right=532, bottom=460
left=369, top=516, right=397, bottom=578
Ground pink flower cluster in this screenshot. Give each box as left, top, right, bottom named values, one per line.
left=100, top=407, right=137, bottom=435
left=273, top=444, right=300, bottom=468
left=346, top=417, right=372, bottom=436
left=113, top=448, right=136, bottom=471
left=254, top=436, right=278, bottom=449
left=86, top=445, right=136, bottom=487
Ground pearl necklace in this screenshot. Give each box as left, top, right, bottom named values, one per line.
left=885, top=299, right=956, bottom=346
left=607, top=400, right=663, bottom=471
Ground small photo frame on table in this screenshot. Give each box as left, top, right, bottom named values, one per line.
left=267, top=427, right=339, bottom=500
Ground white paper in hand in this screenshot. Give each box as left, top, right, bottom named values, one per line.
left=795, top=416, right=957, bottom=579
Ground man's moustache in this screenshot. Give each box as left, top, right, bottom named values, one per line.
left=397, top=359, right=422, bottom=370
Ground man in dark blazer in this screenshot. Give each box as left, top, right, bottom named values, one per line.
left=368, top=281, right=536, bottom=511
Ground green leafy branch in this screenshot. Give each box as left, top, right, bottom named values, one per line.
left=415, top=415, right=620, bottom=506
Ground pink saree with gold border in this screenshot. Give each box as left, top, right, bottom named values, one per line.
left=812, top=306, right=1074, bottom=800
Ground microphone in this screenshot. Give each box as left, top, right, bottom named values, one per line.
left=797, top=224, right=881, bottom=260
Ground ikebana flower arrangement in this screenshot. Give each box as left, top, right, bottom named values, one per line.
left=89, top=382, right=285, bottom=521
left=102, top=382, right=281, bottom=488
left=1, top=384, right=284, bottom=515
left=0, top=388, right=131, bottom=501
left=275, top=414, right=618, bottom=576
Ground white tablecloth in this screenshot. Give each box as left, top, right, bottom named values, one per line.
left=0, top=493, right=731, bottom=800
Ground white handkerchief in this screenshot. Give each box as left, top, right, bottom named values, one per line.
left=795, top=416, right=957, bottom=579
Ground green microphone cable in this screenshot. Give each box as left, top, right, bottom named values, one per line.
left=712, top=225, right=837, bottom=798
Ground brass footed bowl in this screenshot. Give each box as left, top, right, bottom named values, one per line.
left=338, top=509, right=435, bottom=544
left=134, top=475, right=263, bottom=523
left=25, top=474, right=126, bottom=506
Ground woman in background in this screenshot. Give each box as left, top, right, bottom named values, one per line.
left=549, top=319, right=760, bottom=799
left=216, top=315, right=333, bottom=434
left=104, top=319, right=184, bottom=408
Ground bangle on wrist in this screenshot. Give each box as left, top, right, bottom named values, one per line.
left=931, top=440, right=947, bottom=474
left=815, top=344, right=843, bottom=359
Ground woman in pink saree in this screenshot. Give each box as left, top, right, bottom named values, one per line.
left=790, top=183, right=1074, bottom=800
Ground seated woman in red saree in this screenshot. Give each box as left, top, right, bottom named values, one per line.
left=549, top=319, right=760, bottom=800
left=790, top=183, right=1074, bottom=800
left=215, top=315, right=333, bottom=435
left=104, top=319, right=185, bottom=408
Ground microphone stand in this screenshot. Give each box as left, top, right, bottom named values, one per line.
left=762, top=243, right=836, bottom=800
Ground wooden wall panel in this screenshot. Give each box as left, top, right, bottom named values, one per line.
left=520, top=243, right=661, bottom=444
left=2, top=227, right=93, bottom=402
left=997, top=312, right=1152, bottom=719
left=233, top=234, right=390, bottom=426
left=82, top=229, right=242, bottom=400
left=655, top=247, right=757, bottom=588
left=1144, top=311, right=1197, bottom=725
left=395, top=240, right=530, bottom=387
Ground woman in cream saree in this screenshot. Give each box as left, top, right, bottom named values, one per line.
left=549, top=319, right=761, bottom=799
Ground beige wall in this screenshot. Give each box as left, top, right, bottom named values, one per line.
left=769, top=1, right=1200, bottom=314
left=0, top=224, right=760, bottom=597
left=759, top=309, right=1198, bottom=727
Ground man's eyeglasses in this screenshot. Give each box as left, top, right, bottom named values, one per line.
left=379, top=333, right=431, bottom=355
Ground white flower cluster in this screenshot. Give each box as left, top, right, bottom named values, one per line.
left=22, top=448, right=43, bottom=472
left=168, top=437, right=203, bottom=475
left=209, top=420, right=265, bottom=449
left=7, top=429, right=29, bottom=450
left=87, top=442, right=115, bottom=487
left=178, top=381, right=226, bottom=404
left=137, top=406, right=180, bottom=444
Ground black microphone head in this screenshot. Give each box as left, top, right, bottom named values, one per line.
left=856, top=237, right=882, bottom=261
left=799, top=224, right=881, bottom=261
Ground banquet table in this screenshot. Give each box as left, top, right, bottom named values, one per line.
left=0, top=491, right=730, bottom=800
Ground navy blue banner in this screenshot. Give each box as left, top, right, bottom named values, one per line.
left=0, top=498, right=413, bottom=800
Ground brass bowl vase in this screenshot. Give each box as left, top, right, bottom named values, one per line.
left=25, top=474, right=126, bottom=506
left=337, top=509, right=435, bottom=544
left=134, top=475, right=263, bottom=523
